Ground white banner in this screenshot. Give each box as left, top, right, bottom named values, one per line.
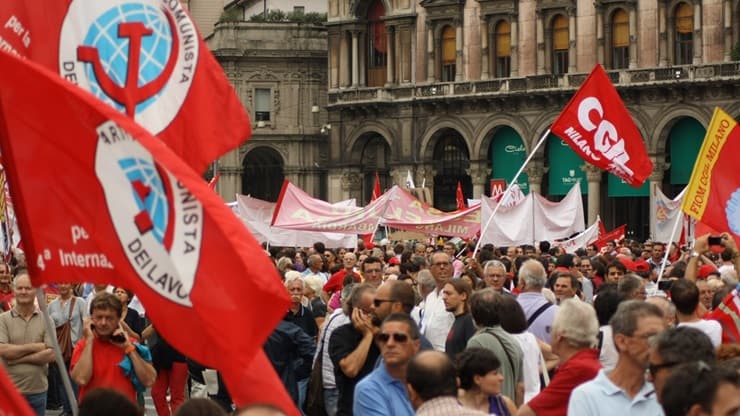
left=552, top=218, right=601, bottom=254
left=235, top=194, right=358, bottom=248
left=651, top=186, right=686, bottom=243
left=480, top=184, right=584, bottom=246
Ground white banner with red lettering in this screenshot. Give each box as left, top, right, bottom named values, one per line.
left=552, top=218, right=601, bottom=253
left=480, top=184, right=584, bottom=246
left=236, top=194, right=358, bottom=248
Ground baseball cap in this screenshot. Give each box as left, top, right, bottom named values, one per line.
left=697, top=264, right=719, bottom=280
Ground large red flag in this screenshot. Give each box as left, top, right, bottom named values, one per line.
left=0, top=364, right=34, bottom=416
left=0, top=0, right=250, bottom=174
left=594, top=224, right=626, bottom=249
left=0, top=51, right=295, bottom=414
left=456, top=181, right=466, bottom=210
left=681, top=108, right=740, bottom=239
left=550, top=64, right=653, bottom=187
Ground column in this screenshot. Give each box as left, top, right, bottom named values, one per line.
left=693, top=2, right=702, bottom=64
left=351, top=31, right=359, bottom=87
left=568, top=8, right=577, bottom=74
left=724, top=0, right=733, bottom=62
left=216, top=148, right=242, bottom=201
left=327, top=168, right=346, bottom=203
left=339, top=31, right=349, bottom=87
left=596, top=6, right=605, bottom=65
left=510, top=15, right=519, bottom=77
left=629, top=7, right=638, bottom=68
left=340, top=171, right=362, bottom=202
left=524, top=161, right=546, bottom=196
left=387, top=25, right=396, bottom=86
left=359, top=32, right=367, bottom=86
left=427, top=25, right=436, bottom=82
left=480, top=18, right=489, bottom=80
left=648, top=160, right=669, bottom=240
left=468, top=161, right=490, bottom=199
left=536, top=11, right=545, bottom=74
left=455, top=19, right=464, bottom=81
left=582, top=164, right=601, bottom=226
left=658, top=2, right=668, bottom=67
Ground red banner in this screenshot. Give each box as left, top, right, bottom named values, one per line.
left=456, top=181, right=465, bottom=210
left=0, top=51, right=294, bottom=414
left=0, top=0, right=250, bottom=174
left=594, top=224, right=627, bottom=249
left=550, top=64, right=653, bottom=187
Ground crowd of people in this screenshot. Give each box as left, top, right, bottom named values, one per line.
left=1, top=231, right=740, bottom=415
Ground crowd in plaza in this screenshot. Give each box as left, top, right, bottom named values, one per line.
left=2, top=232, right=740, bottom=416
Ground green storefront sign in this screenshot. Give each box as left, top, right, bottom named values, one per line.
left=670, top=118, right=706, bottom=185
left=491, top=127, right=529, bottom=194
left=608, top=173, right=649, bottom=197
left=548, top=134, right=587, bottom=195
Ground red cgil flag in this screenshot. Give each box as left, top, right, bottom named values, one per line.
left=681, top=108, right=740, bottom=240
left=594, top=224, right=627, bottom=249
left=0, top=0, right=250, bottom=175
left=0, top=51, right=296, bottom=414
left=0, top=364, right=34, bottom=416
left=456, top=181, right=466, bottom=210
left=550, top=64, right=653, bottom=187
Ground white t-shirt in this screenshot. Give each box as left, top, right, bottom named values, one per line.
left=421, top=288, right=454, bottom=351
left=678, top=320, right=723, bottom=348
left=598, top=325, right=619, bottom=372
left=513, top=331, right=542, bottom=403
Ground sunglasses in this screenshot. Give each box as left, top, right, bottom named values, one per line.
left=648, top=361, right=678, bottom=377
left=377, top=332, right=410, bottom=344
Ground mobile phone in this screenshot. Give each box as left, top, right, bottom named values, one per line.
left=110, top=333, right=127, bottom=343
left=708, top=236, right=722, bottom=246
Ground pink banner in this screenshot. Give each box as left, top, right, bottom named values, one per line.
left=271, top=181, right=481, bottom=238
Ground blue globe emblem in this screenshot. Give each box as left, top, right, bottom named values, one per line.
left=82, top=3, right=173, bottom=114
left=118, top=157, right=170, bottom=246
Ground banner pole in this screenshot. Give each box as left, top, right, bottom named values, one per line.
left=474, top=128, right=550, bottom=258
left=656, top=211, right=682, bottom=283
left=36, top=288, right=79, bottom=416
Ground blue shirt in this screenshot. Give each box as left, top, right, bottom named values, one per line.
left=353, top=364, right=414, bottom=416
left=567, top=369, right=664, bottom=416
left=517, top=292, right=558, bottom=342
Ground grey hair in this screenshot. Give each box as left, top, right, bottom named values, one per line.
left=417, top=270, right=436, bottom=291
left=342, top=283, right=375, bottom=316
left=284, top=271, right=304, bottom=288
left=518, top=259, right=547, bottom=290
left=483, top=260, right=507, bottom=273
left=720, top=269, right=739, bottom=287
left=647, top=295, right=677, bottom=321
left=340, top=283, right=357, bottom=305
left=303, top=274, right=323, bottom=294
left=609, top=300, right=663, bottom=337
left=552, top=299, right=599, bottom=348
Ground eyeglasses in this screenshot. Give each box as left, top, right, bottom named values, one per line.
left=648, top=361, right=679, bottom=377
left=373, top=298, right=394, bottom=307
left=432, top=262, right=451, bottom=267
left=377, top=332, right=409, bottom=344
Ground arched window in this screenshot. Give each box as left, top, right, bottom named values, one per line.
left=612, top=9, right=629, bottom=69
left=494, top=20, right=511, bottom=78
left=552, top=15, right=568, bottom=74
left=441, top=26, right=456, bottom=82
left=675, top=2, right=693, bottom=65
left=242, top=147, right=284, bottom=202
left=367, top=0, right=387, bottom=87
left=361, top=135, right=390, bottom=204
left=432, top=131, right=470, bottom=211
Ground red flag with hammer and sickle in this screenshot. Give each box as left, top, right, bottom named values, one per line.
left=0, top=0, right=250, bottom=174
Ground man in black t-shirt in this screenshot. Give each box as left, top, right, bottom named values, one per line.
left=442, top=279, right=476, bottom=358
left=328, top=284, right=379, bottom=416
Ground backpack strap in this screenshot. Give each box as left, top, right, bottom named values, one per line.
left=527, top=302, right=554, bottom=328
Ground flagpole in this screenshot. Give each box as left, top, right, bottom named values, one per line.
left=36, top=288, right=79, bottom=416
left=656, top=210, right=683, bottom=283
left=474, top=128, right=550, bottom=257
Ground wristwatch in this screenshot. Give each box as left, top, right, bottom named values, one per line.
left=690, top=251, right=700, bottom=258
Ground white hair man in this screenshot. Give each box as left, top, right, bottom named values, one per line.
left=420, top=252, right=455, bottom=351
left=483, top=260, right=514, bottom=297
left=518, top=299, right=601, bottom=416
left=516, top=260, right=558, bottom=342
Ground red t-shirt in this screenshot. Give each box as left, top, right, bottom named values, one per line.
left=70, top=337, right=137, bottom=402
left=527, top=349, right=601, bottom=416
left=323, top=270, right=361, bottom=294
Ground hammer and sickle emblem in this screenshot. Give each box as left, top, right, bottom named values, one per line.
left=77, top=9, right=180, bottom=117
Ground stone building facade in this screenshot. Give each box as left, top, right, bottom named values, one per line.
left=207, top=21, right=329, bottom=202
left=320, top=0, right=740, bottom=239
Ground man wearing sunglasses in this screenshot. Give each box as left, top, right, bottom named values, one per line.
left=646, top=326, right=715, bottom=405
left=353, top=314, right=420, bottom=416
